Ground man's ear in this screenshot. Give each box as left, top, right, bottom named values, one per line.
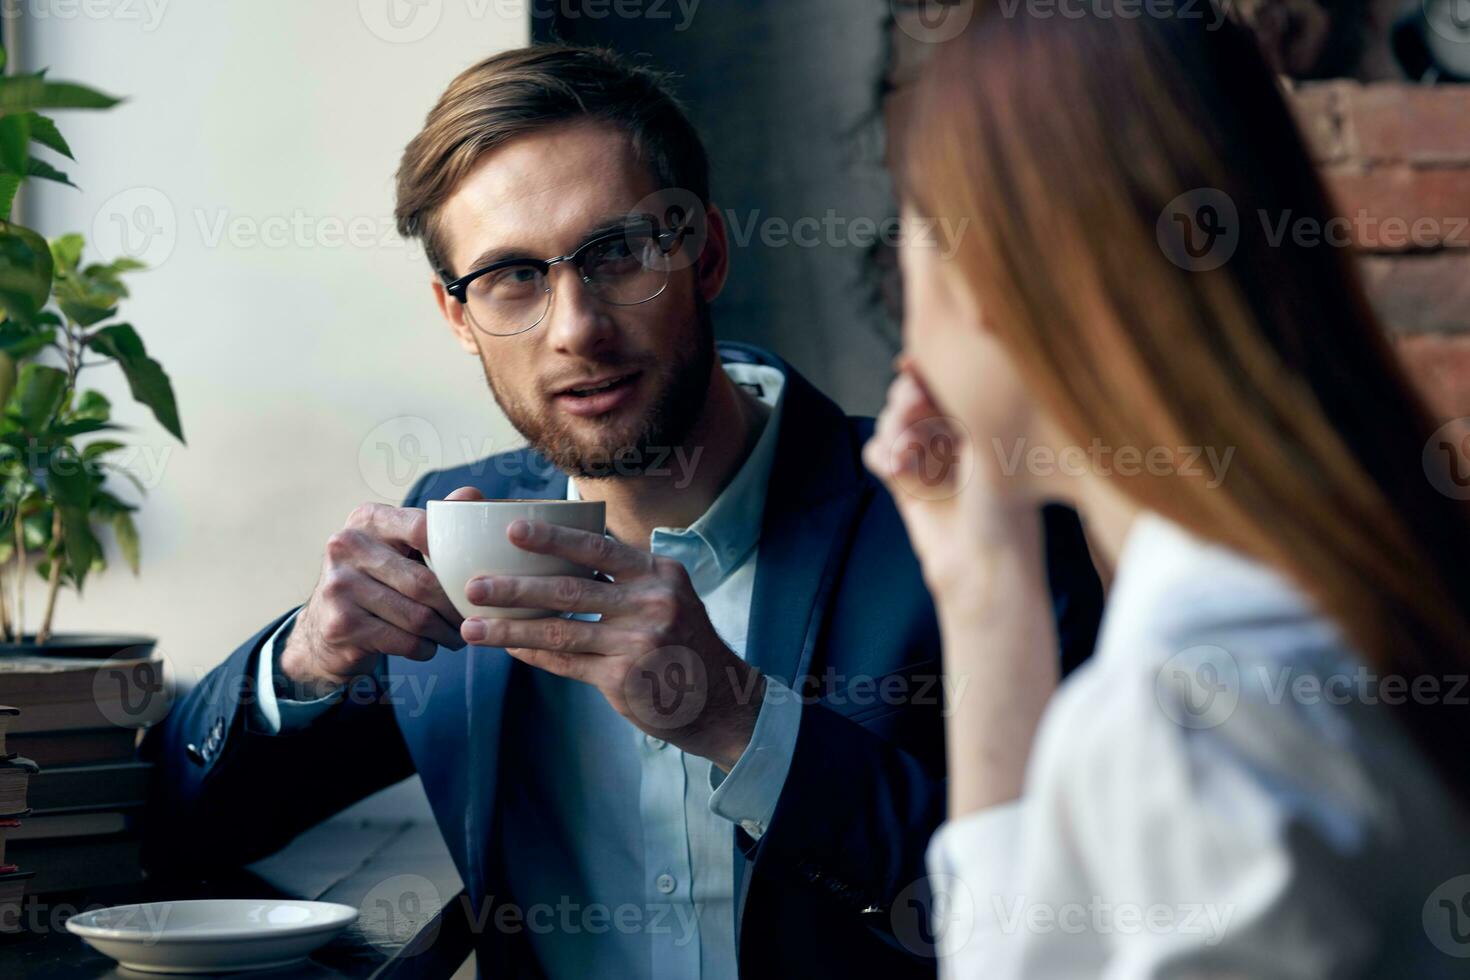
left=431, top=278, right=481, bottom=356
left=695, top=202, right=730, bottom=305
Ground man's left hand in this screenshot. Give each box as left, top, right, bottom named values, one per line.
left=460, top=519, right=765, bottom=772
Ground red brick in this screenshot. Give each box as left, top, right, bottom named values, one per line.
left=1288, top=81, right=1352, bottom=165
left=1344, top=84, right=1470, bottom=166
left=1322, top=168, right=1470, bottom=252
left=1396, top=334, right=1470, bottom=419
left=1359, top=253, right=1470, bottom=334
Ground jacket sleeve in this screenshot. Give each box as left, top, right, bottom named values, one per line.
left=741, top=697, right=947, bottom=953
left=139, top=607, right=416, bottom=877
left=139, top=475, right=439, bottom=877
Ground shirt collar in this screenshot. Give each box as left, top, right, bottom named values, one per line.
left=567, top=361, right=786, bottom=592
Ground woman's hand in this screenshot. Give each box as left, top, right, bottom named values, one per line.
left=863, top=357, right=1060, bottom=816
left=862, top=358, right=1029, bottom=606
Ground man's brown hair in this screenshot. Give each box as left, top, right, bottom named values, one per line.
left=394, top=44, right=710, bottom=278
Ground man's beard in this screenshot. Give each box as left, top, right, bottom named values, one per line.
left=483, top=302, right=716, bottom=479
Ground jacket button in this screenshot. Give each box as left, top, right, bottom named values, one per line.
left=185, top=743, right=205, bottom=766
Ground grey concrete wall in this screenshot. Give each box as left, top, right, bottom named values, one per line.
left=535, top=1, right=900, bottom=415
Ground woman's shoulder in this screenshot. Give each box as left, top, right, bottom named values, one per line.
left=1031, top=513, right=1465, bottom=902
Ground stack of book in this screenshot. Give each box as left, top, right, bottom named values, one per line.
left=0, top=648, right=168, bottom=899
left=1, top=705, right=37, bottom=931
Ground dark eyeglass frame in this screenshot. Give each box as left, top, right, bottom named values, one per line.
left=440, top=212, right=693, bottom=317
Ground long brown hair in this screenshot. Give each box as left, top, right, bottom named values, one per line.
left=897, top=3, right=1470, bottom=797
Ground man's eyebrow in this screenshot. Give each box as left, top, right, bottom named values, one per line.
left=458, top=212, right=652, bottom=276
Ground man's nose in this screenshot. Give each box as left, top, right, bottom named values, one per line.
left=542, top=265, right=616, bottom=357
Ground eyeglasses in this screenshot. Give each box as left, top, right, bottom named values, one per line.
left=442, top=214, right=693, bottom=337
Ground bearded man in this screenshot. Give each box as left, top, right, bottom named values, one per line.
left=144, top=44, right=1102, bottom=980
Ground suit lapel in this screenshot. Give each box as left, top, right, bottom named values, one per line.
left=744, top=364, right=869, bottom=688
left=735, top=360, right=870, bottom=909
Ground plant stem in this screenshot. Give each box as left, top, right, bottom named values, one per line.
left=12, top=514, right=23, bottom=643
left=37, top=507, right=62, bottom=645
left=0, top=562, right=10, bottom=643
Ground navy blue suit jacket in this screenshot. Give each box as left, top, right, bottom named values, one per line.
left=143, top=343, right=1102, bottom=978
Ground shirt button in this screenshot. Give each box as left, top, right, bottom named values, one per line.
left=645, top=734, right=667, bottom=751
left=655, top=873, right=676, bottom=895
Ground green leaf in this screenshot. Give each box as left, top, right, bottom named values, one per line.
left=26, top=113, right=72, bottom=160
left=80, top=438, right=125, bottom=461
left=0, top=175, right=19, bottom=223
left=51, top=418, right=119, bottom=437
left=69, top=388, right=110, bottom=422
left=20, top=509, right=47, bottom=550
left=26, top=157, right=73, bottom=188
left=53, top=251, right=129, bottom=326
left=57, top=503, right=96, bottom=587
left=14, top=363, right=66, bottom=430
left=0, top=114, right=30, bottom=175
left=99, top=461, right=146, bottom=497
left=91, top=487, right=137, bottom=514
left=0, top=223, right=54, bottom=322
left=82, top=257, right=143, bottom=294
left=90, top=257, right=145, bottom=277
left=50, top=233, right=84, bottom=272
left=86, top=324, right=183, bottom=443
left=53, top=277, right=116, bottom=326
left=0, top=75, right=121, bottom=115
left=0, top=322, right=57, bottom=360
left=113, top=509, right=139, bottom=574
left=44, top=447, right=92, bottom=508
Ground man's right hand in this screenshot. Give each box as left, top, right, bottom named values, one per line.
left=278, top=486, right=484, bottom=697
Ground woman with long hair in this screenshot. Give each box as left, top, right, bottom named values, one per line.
left=867, top=3, right=1470, bottom=975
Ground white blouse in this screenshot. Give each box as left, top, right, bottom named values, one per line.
left=926, top=513, right=1470, bottom=978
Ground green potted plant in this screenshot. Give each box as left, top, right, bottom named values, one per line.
left=0, top=47, right=183, bottom=655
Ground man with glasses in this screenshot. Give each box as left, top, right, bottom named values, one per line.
left=145, top=44, right=1102, bottom=980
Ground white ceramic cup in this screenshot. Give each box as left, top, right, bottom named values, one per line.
left=425, top=498, right=607, bottom=620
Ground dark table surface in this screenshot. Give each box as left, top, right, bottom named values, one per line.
left=0, top=813, right=472, bottom=979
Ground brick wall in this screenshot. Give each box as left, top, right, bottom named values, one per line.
left=1290, top=81, right=1470, bottom=419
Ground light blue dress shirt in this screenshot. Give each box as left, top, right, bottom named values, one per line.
left=253, top=362, right=803, bottom=980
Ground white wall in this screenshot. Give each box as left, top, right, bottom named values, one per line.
left=20, top=2, right=529, bottom=680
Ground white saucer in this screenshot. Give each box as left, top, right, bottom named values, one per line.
left=65, top=899, right=359, bottom=974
